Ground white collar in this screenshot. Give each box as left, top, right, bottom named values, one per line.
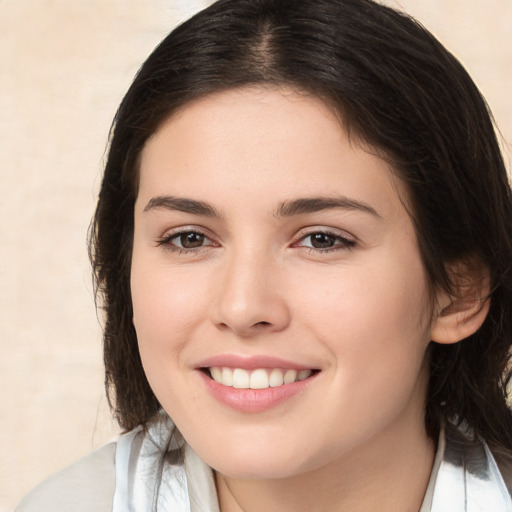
left=113, top=413, right=511, bottom=512
left=427, top=420, right=511, bottom=511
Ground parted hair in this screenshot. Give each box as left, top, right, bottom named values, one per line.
left=90, top=0, right=512, bottom=457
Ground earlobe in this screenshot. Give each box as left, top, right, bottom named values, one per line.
left=430, top=262, right=491, bottom=345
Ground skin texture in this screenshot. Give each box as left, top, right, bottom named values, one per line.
left=131, top=86, right=445, bottom=511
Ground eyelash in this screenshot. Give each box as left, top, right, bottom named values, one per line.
left=155, top=229, right=218, bottom=254
left=292, top=229, right=357, bottom=253
left=155, top=228, right=357, bottom=254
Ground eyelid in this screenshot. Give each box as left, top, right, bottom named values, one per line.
left=293, top=225, right=357, bottom=242
left=155, top=224, right=356, bottom=252
left=291, top=226, right=358, bottom=251
left=155, top=225, right=220, bottom=250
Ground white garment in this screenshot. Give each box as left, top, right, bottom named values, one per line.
left=112, top=414, right=219, bottom=512
left=17, top=413, right=512, bottom=512
left=112, top=413, right=512, bottom=512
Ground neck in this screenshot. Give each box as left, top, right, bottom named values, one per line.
left=215, top=415, right=435, bottom=512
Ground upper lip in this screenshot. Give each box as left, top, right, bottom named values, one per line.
left=196, top=354, right=317, bottom=371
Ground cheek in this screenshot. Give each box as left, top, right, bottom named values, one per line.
left=132, top=256, right=205, bottom=339
left=130, top=251, right=210, bottom=400
left=302, top=256, right=429, bottom=337
left=300, top=251, right=431, bottom=387
left=131, top=267, right=207, bottom=418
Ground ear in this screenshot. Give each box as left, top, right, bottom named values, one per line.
left=430, top=259, right=491, bottom=345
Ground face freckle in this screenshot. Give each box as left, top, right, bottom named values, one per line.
left=131, top=86, right=434, bottom=481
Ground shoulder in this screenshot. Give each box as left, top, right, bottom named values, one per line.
left=497, top=458, right=512, bottom=498
left=16, top=442, right=116, bottom=512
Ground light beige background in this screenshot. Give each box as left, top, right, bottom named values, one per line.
left=0, top=1, right=510, bottom=510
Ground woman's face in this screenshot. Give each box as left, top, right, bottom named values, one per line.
left=131, top=86, right=436, bottom=479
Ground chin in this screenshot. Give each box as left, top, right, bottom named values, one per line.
left=198, top=443, right=321, bottom=481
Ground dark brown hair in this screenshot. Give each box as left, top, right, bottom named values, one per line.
left=90, top=0, right=512, bottom=456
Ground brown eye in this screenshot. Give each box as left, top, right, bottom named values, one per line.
left=179, top=232, right=206, bottom=248
left=309, top=233, right=337, bottom=249
left=294, top=230, right=357, bottom=252
left=156, top=228, right=219, bottom=253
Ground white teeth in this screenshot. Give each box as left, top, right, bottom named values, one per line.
left=221, top=367, right=233, bottom=386
left=250, top=369, right=269, bottom=389
left=298, top=369, right=312, bottom=381
left=210, top=367, right=222, bottom=382
left=232, top=368, right=250, bottom=388
left=269, top=368, right=284, bottom=387
left=283, top=369, right=297, bottom=384
left=208, top=367, right=313, bottom=389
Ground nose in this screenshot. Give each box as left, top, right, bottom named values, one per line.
left=211, top=249, right=291, bottom=337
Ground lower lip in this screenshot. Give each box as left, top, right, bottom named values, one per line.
left=199, top=370, right=317, bottom=413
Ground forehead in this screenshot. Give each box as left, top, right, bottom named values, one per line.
left=137, top=86, right=409, bottom=220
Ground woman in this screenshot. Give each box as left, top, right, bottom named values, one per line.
left=17, top=0, right=512, bottom=510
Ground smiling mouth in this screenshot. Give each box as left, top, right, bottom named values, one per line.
left=205, top=367, right=317, bottom=389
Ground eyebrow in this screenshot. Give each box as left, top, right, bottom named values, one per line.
left=274, top=196, right=381, bottom=218
left=143, top=195, right=381, bottom=219
left=143, top=196, right=222, bottom=217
